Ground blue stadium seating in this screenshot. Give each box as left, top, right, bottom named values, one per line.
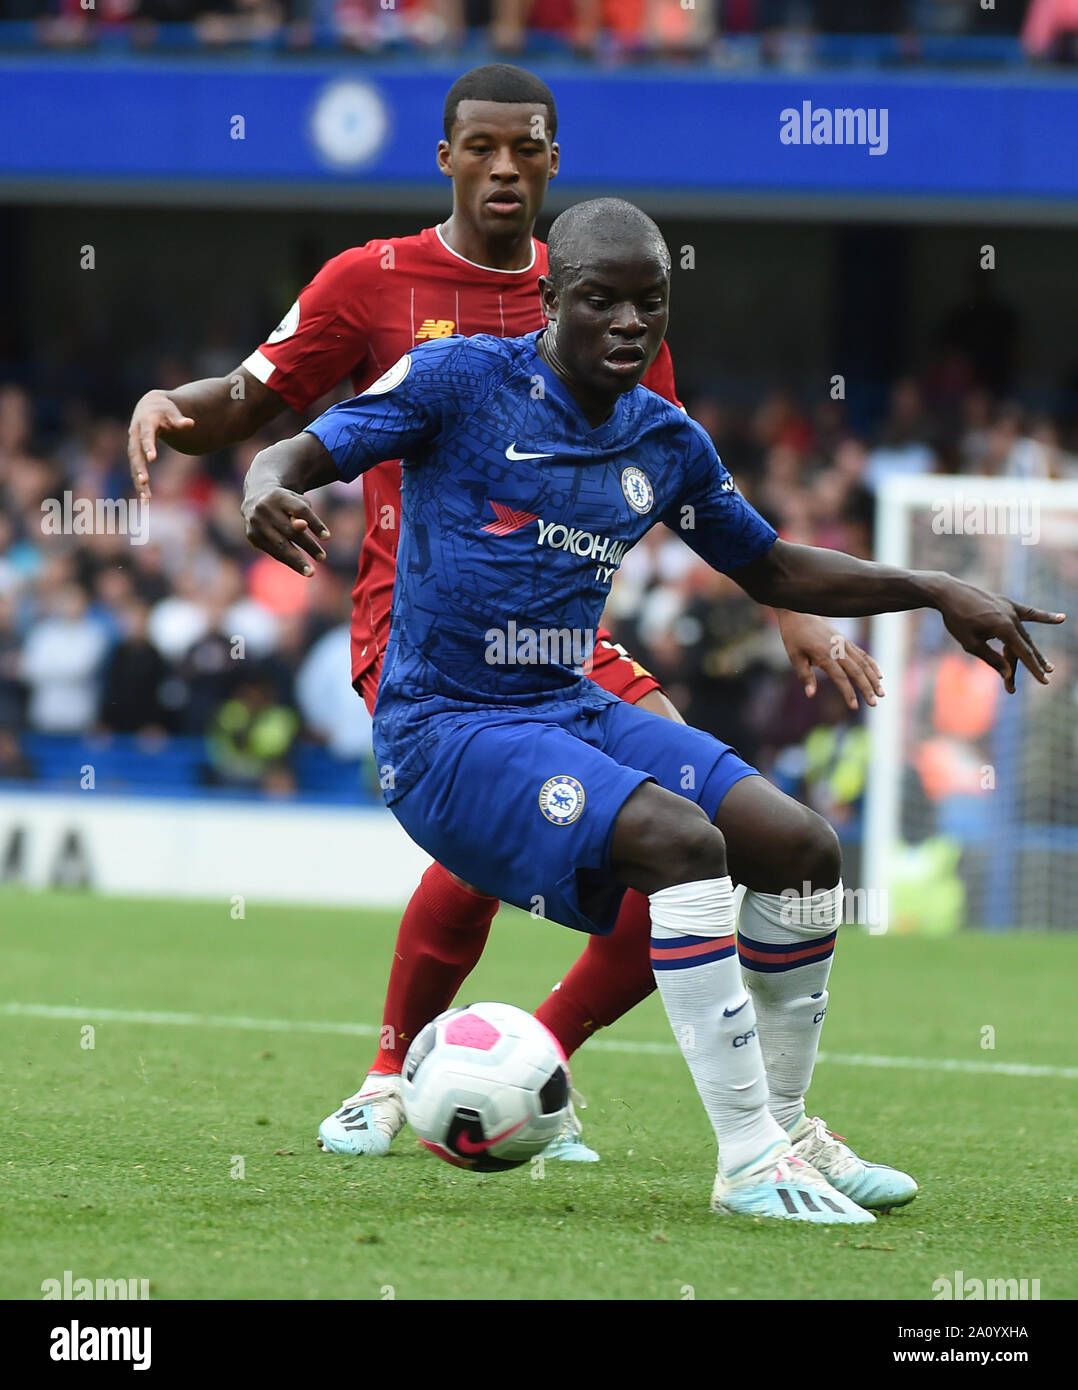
left=9, top=733, right=379, bottom=805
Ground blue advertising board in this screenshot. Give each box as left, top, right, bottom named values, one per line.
left=2, top=57, right=1077, bottom=209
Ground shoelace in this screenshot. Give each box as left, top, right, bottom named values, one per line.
left=799, top=1117, right=859, bottom=1177
left=771, top=1154, right=809, bottom=1183
left=809, top=1116, right=847, bottom=1143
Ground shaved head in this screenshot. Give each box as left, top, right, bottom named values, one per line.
left=536, top=198, right=671, bottom=424
left=546, top=198, right=671, bottom=292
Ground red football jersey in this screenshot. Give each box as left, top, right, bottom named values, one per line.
left=243, top=224, right=681, bottom=685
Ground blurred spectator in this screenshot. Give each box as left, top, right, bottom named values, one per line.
left=756, top=443, right=805, bottom=531
left=0, top=383, right=35, bottom=463
left=1022, top=0, right=1078, bottom=58
left=195, top=0, right=286, bottom=47
left=955, top=402, right=1078, bottom=479
left=865, top=378, right=937, bottom=492
left=296, top=623, right=374, bottom=759
left=0, top=728, right=33, bottom=779
left=773, top=681, right=868, bottom=829
left=0, top=516, right=22, bottom=598
left=148, top=568, right=211, bottom=662
left=681, top=584, right=786, bottom=758
left=206, top=670, right=299, bottom=787
left=19, top=582, right=109, bottom=732
left=173, top=622, right=237, bottom=734
left=100, top=599, right=171, bottom=733
left=212, top=556, right=281, bottom=658
left=572, top=0, right=716, bottom=55
left=0, top=591, right=25, bottom=730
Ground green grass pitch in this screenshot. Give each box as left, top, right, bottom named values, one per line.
left=2, top=889, right=1076, bottom=1301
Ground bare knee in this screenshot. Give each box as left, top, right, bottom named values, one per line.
left=669, top=807, right=727, bottom=885
left=783, top=807, right=842, bottom=891
left=611, top=783, right=727, bottom=896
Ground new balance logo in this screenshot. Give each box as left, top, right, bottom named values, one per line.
left=415, top=318, right=456, bottom=340
left=482, top=502, right=539, bottom=536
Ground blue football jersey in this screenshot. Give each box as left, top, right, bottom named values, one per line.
left=305, top=330, right=777, bottom=796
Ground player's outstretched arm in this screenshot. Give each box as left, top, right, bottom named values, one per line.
left=241, top=433, right=338, bottom=578
left=774, top=609, right=884, bottom=709
left=128, top=366, right=286, bottom=500
left=730, top=539, right=1065, bottom=693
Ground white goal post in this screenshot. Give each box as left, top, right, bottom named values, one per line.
left=864, top=474, right=1078, bottom=933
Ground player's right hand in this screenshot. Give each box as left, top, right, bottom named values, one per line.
left=127, top=390, right=196, bottom=500
left=241, top=486, right=330, bottom=578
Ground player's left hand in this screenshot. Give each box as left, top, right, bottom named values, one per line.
left=935, top=579, right=1064, bottom=694
left=242, top=485, right=330, bottom=578
left=777, top=610, right=884, bottom=710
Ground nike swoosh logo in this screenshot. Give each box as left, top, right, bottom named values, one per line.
left=723, top=998, right=749, bottom=1018
left=454, top=1117, right=528, bottom=1155
left=506, top=443, right=554, bottom=461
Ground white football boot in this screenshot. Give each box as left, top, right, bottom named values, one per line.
left=711, top=1140, right=876, bottom=1223
left=788, top=1114, right=918, bottom=1210
left=317, top=1073, right=406, bottom=1156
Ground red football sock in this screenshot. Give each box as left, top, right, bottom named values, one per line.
left=369, top=863, right=499, bottom=1075
left=533, top=888, right=655, bottom=1059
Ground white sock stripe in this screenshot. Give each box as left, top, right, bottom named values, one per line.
left=741, top=883, right=843, bottom=940
left=649, top=876, right=736, bottom=938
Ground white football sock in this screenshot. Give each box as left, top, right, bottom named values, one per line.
left=649, top=876, right=787, bottom=1177
left=738, top=883, right=842, bottom=1132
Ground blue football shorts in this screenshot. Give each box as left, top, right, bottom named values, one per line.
left=388, top=697, right=759, bottom=934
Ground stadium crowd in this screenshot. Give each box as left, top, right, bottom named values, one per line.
left=3, top=0, right=1069, bottom=63
left=3, top=315, right=1076, bottom=807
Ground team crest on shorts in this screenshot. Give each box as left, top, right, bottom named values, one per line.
left=538, top=775, right=586, bottom=825
left=621, top=466, right=654, bottom=514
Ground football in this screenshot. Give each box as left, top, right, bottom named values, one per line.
left=402, top=1002, right=571, bottom=1171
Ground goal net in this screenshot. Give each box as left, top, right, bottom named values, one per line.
left=864, top=475, right=1078, bottom=933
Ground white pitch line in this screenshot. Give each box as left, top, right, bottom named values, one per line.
left=3, top=1002, right=1077, bottom=1080
left=0, top=1002, right=381, bottom=1038
left=815, top=1050, right=1078, bottom=1081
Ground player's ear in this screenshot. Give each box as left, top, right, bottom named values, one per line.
left=436, top=140, right=452, bottom=178
left=538, top=275, right=558, bottom=320
left=549, top=142, right=560, bottom=179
